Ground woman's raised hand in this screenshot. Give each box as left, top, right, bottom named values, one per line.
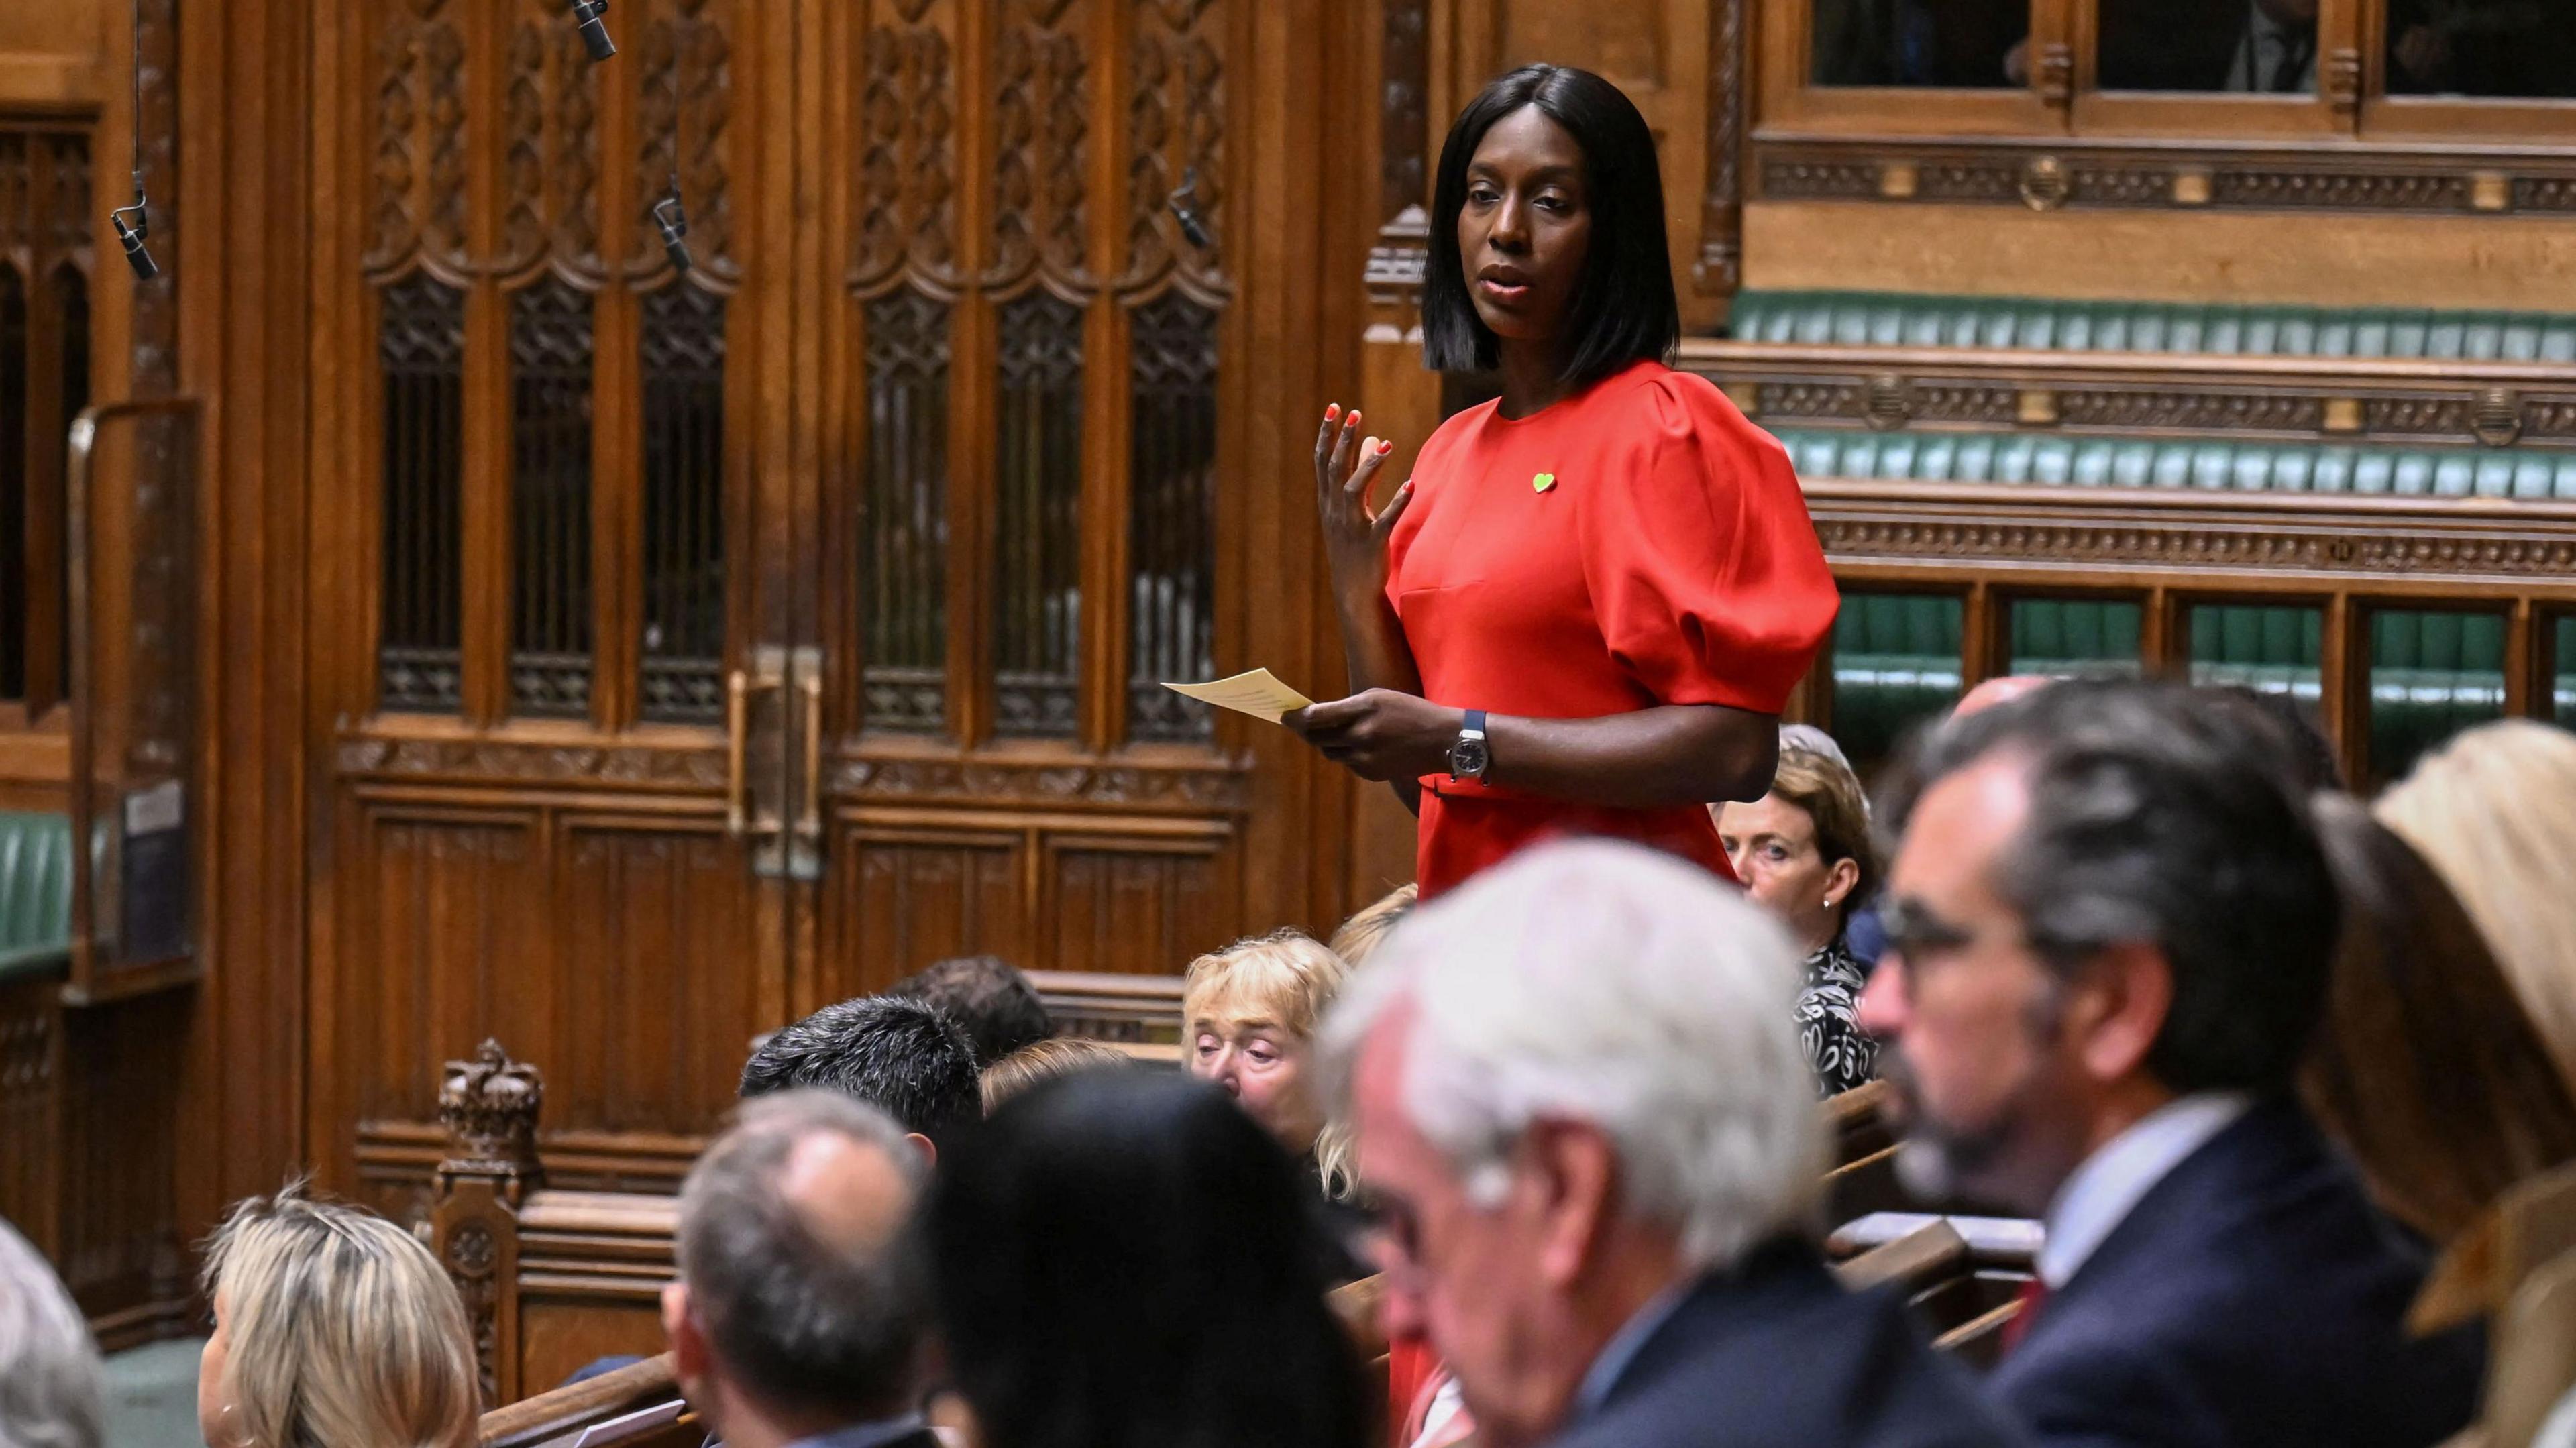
left=1311, top=404, right=1412, bottom=607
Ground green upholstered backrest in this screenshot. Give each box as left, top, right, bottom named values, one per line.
left=0, top=811, right=75, bottom=977
left=1733, top=292, right=2576, bottom=362
left=1772, top=429, right=2576, bottom=500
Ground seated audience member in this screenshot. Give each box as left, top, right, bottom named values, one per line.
left=1, top=1216, right=103, bottom=1448
left=1717, top=744, right=1880, bottom=1095
left=1328, top=883, right=1418, bottom=968
left=740, top=996, right=982, bottom=1158
left=926, top=1071, right=1370, bottom=1448
left=1186, top=930, right=1354, bottom=1196
left=1318, top=838, right=2023, bottom=1448
left=2377, top=719, right=2576, bottom=1095
left=979, top=1035, right=1132, bottom=1111
left=663, top=1091, right=935, bottom=1448
left=198, top=1186, right=480, bottom=1448
left=885, top=954, right=1055, bottom=1066
left=1860, top=679, right=2482, bottom=1448
left=2303, top=793, right=2576, bottom=1247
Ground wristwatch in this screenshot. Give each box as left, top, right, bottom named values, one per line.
left=1448, top=709, right=1491, bottom=784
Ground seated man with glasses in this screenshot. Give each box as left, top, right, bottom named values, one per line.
left=1320, top=838, right=2020, bottom=1448
left=1860, top=679, right=2483, bottom=1448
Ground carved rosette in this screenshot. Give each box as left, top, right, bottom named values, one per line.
left=437, top=1040, right=545, bottom=1174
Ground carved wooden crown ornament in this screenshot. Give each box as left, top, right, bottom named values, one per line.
left=437, top=1040, right=544, bottom=1172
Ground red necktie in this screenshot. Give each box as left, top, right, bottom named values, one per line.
left=2000, top=1275, right=2049, bottom=1355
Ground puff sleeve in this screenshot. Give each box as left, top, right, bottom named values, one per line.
left=1573, top=374, right=1839, bottom=714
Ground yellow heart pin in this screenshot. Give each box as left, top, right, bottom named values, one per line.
left=1532, top=471, right=1556, bottom=493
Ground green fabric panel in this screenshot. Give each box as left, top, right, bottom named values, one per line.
left=0, top=812, right=75, bottom=964
left=1729, top=292, right=2576, bottom=359
left=2366, top=612, right=2509, bottom=779
left=1771, top=429, right=2576, bottom=498
left=2011, top=600, right=2143, bottom=677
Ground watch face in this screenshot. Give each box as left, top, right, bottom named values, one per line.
left=1452, top=736, right=1490, bottom=779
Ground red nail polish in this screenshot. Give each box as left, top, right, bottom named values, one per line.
left=1379, top=441, right=1393, bottom=455
left=1325, top=404, right=1340, bottom=420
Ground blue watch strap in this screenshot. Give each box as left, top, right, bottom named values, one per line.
left=1466, top=708, right=1487, bottom=734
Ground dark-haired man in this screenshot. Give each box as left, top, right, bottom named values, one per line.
left=664, top=1090, right=936, bottom=1448
left=1860, top=680, right=2480, bottom=1448
left=884, top=955, right=1054, bottom=1066
left=741, top=997, right=981, bottom=1160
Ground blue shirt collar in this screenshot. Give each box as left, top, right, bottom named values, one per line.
left=1572, top=1277, right=1699, bottom=1418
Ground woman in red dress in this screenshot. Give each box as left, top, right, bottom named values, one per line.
left=1291, top=64, right=1839, bottom=900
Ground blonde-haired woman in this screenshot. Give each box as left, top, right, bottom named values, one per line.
left=2377, top=718, right=2576, bottom=1093
left=1183, top=928, right=1370, bottom=1280
left=198, top=1187, right=479, bottom=1448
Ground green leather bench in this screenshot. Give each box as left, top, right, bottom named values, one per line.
left=1776, top=430, right=2576, bottom=500
left=0, top=811, right=75, bottom=982
left=1733, top=292, right=2576, bottom=362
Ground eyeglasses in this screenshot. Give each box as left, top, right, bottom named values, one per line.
left=1876, top=897, right=2029, bottom=966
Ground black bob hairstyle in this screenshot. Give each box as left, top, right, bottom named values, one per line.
left=1422, top=63, right=1680, bottom=391
left=925, top=1070, right=1371, bottom=1448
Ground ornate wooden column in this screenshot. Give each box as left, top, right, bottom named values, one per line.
left=431, top=1040, right=546, bottom=1408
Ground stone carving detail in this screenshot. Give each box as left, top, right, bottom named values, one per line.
left=1693, top=0, right=1746, bottom=296
left=1815, top=514, right=2576, bottom=579
left=1754, top=143, right=2576, bottom=217
left=437, top=1040, right=545, bottom=1172
left=829, top=753, right=1252, bottom=810
left=131, top=0, right=180, bottom=393
left=2364, top=396, right=2475, bottom=436
left=1121, top=0, right=1227, bottom=297
left=2210, top=170, right=2467, bottom=211
left=988, top=0, right=1091, bottom=292
left=2055, top=390, right=2324, bottom=433
left=2473, top=388, right=2524, bottom=448
left=852, top=3, right=959, bottom=292
left=337, top=734, right=733, bottom=788
left=637, top=0, right=735, bottom=281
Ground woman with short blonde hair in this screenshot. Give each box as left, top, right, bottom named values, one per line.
left=2377, top=719, right=2576, bottom=1095
left=197, top=1187, right=479, bottom=1448
left=1184, top=930, right=1354, bottom=1203
left=1327, top=883, right=1417, bottom=968
left=1715, top=743, right=1880, bottom=1095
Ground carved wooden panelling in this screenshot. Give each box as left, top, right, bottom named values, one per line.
left=0, top=987, right=57, bottom=1247
left=508, top=278, right=598, bottom=719
left=351, top=813, right=549, bottom=1126
left=0, top=129, right=93, bottom=716
left=57, top=994, right=188, bottom=1325
left=824, top=826, right=1030, bottom=1000
left=851, top=0, right=961, bottom=292
left=374, top=343, right=466, bottom=708
left=1046, top=835, right=1226, bottom=974
left=1121, top=0, right=1226, bottom=298
left=991, top=292, right=1086, bottom=738
left=987, top=0, right=1089, bottom=292
left=1126, top=290, right=1220, bottom=742
left=553, top=824, right=762, bottom=1133
left=861, top=290, right=953, bottom=733
left=639, top=284, right=728, bottom=723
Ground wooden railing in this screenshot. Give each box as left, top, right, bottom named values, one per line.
left=476, top=1352, right=694, bottom=1448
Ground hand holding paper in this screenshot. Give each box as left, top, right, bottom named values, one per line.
left=1162, top=668, right=1315, bottom=724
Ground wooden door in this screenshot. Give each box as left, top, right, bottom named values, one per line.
left=797, top=0, right=1273, bottom=1001
left=309, top=0, right=798, bottom=1217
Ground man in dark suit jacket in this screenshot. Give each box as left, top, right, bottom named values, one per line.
left=662, top=1091, right=941, bottom=1448
left=1859, top=680, right=2483, bottom=1448
left=1320, top=840, right=2025, bottom=1448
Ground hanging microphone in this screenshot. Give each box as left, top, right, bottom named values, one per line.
left=653, top=174, right=691, bottom=272
left=111, top=170, right=157, bottom=281
left=1165, top=166, right=1212, bottom=251
left=570, top=0, right=615, bottom=60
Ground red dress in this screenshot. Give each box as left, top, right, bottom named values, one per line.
left=1385, top=359, right=1839, bottom=898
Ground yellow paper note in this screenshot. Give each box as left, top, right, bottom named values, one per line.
left=1161, top=668, right=1314, bottom=724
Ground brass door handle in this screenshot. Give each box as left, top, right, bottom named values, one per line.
left=725, top=654, right=790, bottom=840
left=725, top=669, right=751, bottom=836
left=795, top=671, right=824, bottom=844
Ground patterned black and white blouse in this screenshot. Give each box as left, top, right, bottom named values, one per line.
left=1796, top=936, right=1876, bottom=1098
